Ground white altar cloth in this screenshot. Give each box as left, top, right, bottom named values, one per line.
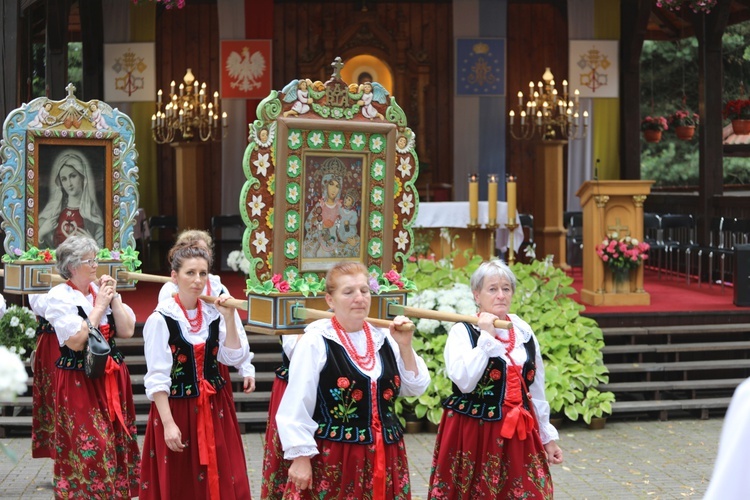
left=414, top=201, right=525, bottom=252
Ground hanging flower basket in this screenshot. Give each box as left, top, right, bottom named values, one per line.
left=731, top=119, right=750, bottom=135
left=675, top=126, right=695, bottom=141
left=643, top=129, right=662, bottom=143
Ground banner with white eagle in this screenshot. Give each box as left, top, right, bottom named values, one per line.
left=220, top=39, right=272, bottom=99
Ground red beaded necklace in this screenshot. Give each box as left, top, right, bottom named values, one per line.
left=174, top=294, right=203, bottom=333
left=331, top=316, right=376, bottom=371
left=500, top=315, right=516, bottom=355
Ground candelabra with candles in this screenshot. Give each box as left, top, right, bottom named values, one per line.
left=509, top=67, right=588, bottom=141
left=152, top=68, right=227, bottom=144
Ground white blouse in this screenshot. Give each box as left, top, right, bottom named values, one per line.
left=0, top=293, right=5, bottom=319
left=28, top=293, right=49, bottom=318
left=46, top=282, right=136, bottom=346
left=276, top=319, right=431, bottom=460
left=142, top=298, right=250, bottom=400
left=158, top=275, right=255, bottom=378
left=444, top=315, right=559, bottom=445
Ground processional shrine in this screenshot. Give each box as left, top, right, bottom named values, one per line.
left=577, top=180, right=654, bottom=306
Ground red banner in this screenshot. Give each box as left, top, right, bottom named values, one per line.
left=220, top=40, right=272, bottom=99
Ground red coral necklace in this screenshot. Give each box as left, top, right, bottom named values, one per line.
left=331, top=316, right=376, bottom=371
left=174, top=294, right=203, bottom=333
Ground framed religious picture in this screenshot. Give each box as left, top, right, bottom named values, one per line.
left=240, top=57, right=419, bottom=289
left=0, top=83, right=141, bottom=292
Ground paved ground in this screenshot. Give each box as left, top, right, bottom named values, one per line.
left=0, top=418, right=722, bottom=499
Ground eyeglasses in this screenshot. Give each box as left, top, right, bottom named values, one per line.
left=83, top=259, right=99, bottom=267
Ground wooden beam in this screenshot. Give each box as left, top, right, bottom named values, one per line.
left=620, top=0, right=652, bottom=181
left=695, top=0, right=731, bottom=246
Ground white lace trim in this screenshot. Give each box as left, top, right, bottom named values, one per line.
left=284, top=445, right=319, bottom=460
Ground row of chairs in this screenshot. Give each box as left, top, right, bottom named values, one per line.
left=141, top=214, right=244, bottom=272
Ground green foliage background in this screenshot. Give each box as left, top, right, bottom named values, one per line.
left=640, top=22, right=750, bottom=187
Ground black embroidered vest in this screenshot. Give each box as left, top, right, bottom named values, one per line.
left=162, top=314, right=225, bottom=398
left=443, top=322, right=536, bottom=421
left=313, top=336, right=403, bottom=445
left=57, top=306, right=124, bottom=371
left=275, top=350, right=290, bottom=381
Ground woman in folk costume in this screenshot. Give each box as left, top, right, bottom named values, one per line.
left=45, top=235, right=140, bottom=497
left=139, top=244, right=251, bottom=499
left=428, top=260, right=563, bottom=499
left=276, top=261, right=430, bottom=499
left=157, top=230, right=257, bottom=399
left=29, top=292, right=58, bottom=459
left=260, top=334, right=301, bottom=499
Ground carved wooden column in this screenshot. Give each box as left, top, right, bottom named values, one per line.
left=533, top=140, right=568, bottom=268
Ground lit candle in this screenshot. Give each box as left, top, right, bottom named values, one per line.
left=506, top=175, right=517, bottom=224
left=170, top=80, right=176, bottom=95
left=520, top=110, right=526, bottom=125
left=583, top=110, right=589, bottom=125
left=517, top=91, right=523, bottom=107
left=194, top=80, right=199, bottom=93
left=179, top=109, right=184, bottom=124
left=574, top=88, right=580, bottom=105
left=151, top=114, right=156, bottom=129
left=509, top=110, right=515, bottom=125
left=157, top=89, right=162, bottom=104
left=468, top=173, right=479, bottom=224
left=179, top=83, right=184, bottom=97
left=213, top=91, right=219, bottom=109
left=488, top=174, right=498, bottom=224
left=536, top=110, right=542, bottom=126
left=222, top=112, right=228, bottom=127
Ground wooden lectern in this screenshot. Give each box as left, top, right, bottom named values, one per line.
left=576, top=180, right=654, bottom=306
left=533, top=141, right=568, bottom=268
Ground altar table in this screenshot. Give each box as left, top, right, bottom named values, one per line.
left=413, top=202, right=524, bottom=265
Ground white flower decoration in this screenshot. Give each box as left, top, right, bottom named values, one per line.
left=371, top=136, right=383, bottom=150
left=372, top=190, right=383, bottom=203
left=288, top=159, right=300, bottom=176
left=288, top=185, right=299, bottom=202
left=286, top=241, right=297, bottom=255
left=352, top=135, right=365, bottom=148
left=330, top=134, right=344, bottom=147
left=397, top=157, right=412, bottom=177
left=252, top=231, right=269, bottom=254
left=370, top=240, right=382, bottom=255
left=248, top=195, right=266, bottom=217
left=372, top=163, right=384, bottom=178
left=371, top=213, right=382, bottom=230
left=253, top=152, right=270, bottom=177
left=395, top=230, right=409, bottom=251
left=310, top=132, right=323, bottom=146
left=289, top=131, right=301, bottom=147
left=286, top=212, right=298, bottom=230
left=398, top=193, right=414, bottom=214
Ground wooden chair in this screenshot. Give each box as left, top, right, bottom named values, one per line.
left=211, top=214, right=245, bottom=272
left=145, top=215, right=178, bottom=272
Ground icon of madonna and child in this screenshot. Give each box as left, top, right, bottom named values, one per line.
left=303, top=156, right=363, bottom=260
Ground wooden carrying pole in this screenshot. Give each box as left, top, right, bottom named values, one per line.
left=387, top=303, right=512, bottom=330
left=291, top=306, right=415, bottom=332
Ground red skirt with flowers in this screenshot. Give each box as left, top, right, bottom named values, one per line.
left=53, top=363, right=140, bottom=498
left=261, top=376, right=290, bottom=499
left=32, top=330, right=58, bottom=459
left=139, top=383, right=251, bottom=499
left=428, top=410, right=553, bottom=499
left=281, top=438, right=412, bottom=500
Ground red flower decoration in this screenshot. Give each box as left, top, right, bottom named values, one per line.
left=382, top=388, right=394, bottom=401
left=352, top=389, right=363, bottom=401
left=384, top=269, right=401, bottom=284
left=212, top=346, right=218, bottom=356
left=271, top=273, right=282, bottom=284
left=393, top=375, right=401, bottom=388
left=275, top=280, right=291, bottom=293
left=526, top=369, right=535, bottom=381
left=177, top=354, right=188, bottom=363
left=170, top=345, right=177, bottom=353
left=489, top=369, right=502, bottom=381
left=337, top=377, right=350, bottom=389
left=41, top=249, right=53, bottom=263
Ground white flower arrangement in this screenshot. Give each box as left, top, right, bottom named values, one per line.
left=227, top=250, right=251, bottom=276
left=0, top=305, right=37, bottom=360
left=0, top=346, right=29, bottom=401
left=409, top=283, right=475, bottom=335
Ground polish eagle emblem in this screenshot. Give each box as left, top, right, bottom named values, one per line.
left=225, top=47, right=266, bottom=92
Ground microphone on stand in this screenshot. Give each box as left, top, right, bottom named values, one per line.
left=594, top=158, right=600, bottom=181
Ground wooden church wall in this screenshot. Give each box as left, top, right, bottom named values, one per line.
left=154, top=2, right=222, bottom=229
left=506, top=1, right=569, bottom=217
left=272, top=1, right=454, bottom=190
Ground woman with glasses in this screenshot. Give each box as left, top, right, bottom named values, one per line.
left=45, top=235, right=140, bottom=497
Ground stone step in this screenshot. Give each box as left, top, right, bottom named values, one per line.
left=599, top=378, right=745, bottom=393
left=602, top=340, right=750, bottom=355
left=611, top=396, right=732, bottom=420
left=606, top=358, right=750, bottom=373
